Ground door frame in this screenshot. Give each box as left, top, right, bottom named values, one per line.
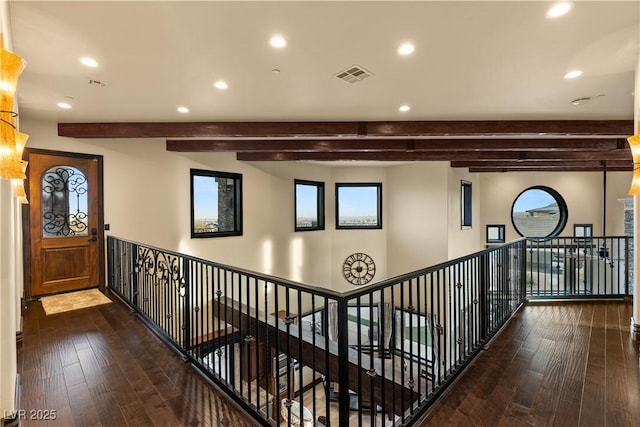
left=22, top=148, right=105, bottom=300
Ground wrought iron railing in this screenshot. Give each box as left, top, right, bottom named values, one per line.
left=525, top=236, right=632, bottom=298
left=107, top=235, right=630, bottom=426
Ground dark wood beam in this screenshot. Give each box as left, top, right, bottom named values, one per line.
left=467, top=165, right=632, bottom=172
left=58, top=120, right=633, bottom=139
left=451, top=160, right=631, bottom=169
left=236, top=150, right=631, bottom=162
left=167, top=138, right=625, bottom=153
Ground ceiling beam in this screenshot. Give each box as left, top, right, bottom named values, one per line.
left=469, top=166, right=632, bottom=173
left=236, top=150, right=631, bottom=162
left=451, top=160, right=630, bottom=168
left=58, top=120, right=634, bottom=139
left=167, top=138, right=626, bottom=153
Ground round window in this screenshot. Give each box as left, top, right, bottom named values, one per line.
left=511, top=186, right=567, bottom=238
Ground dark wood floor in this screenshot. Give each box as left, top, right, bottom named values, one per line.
left=18, top=292, right=640, bottom=427
left=424, top=300, right=640, bottom=427
left=18, top=289, right=258, bottom=427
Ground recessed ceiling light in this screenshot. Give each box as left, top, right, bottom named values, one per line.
left=397, top=43, right=415, bottom=56
left=564, top=70, right=583, bottom=79
left=271, top=68, right=281, bottom=74
left=177, top=106, right=189, bottom=113
left=546, top=2, right=573, bottom=19
left=399, top=105, right=411, bottom=112
left=79, top=57, right=99, bottom=68
left=214, top=81, right=228, bottom=90
left=270, top=35, right=287, bottom=48
left=56, top=102, right=72, bottom=109
left=570, top=97, right=590, bottom=106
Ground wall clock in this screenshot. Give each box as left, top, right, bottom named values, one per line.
left=343, top=252, right=376, bottom=285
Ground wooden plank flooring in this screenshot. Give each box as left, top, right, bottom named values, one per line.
left=18, top=290, right=259, bottom=427
left=18, top=292, right=640, bottom=427
left=423, top=300, right=640, bottom=427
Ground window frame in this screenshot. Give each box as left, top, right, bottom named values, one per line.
left=335, top=182, right=382, bottom=230
left=190, top=168, right=243, bottom=238
left=294, top=179, right=325, bottom=232
left=510, top=185, right=568, bottom=239
left=486, top=224, right=505, bottom=243
left=461, top=180, right=472, bottom=229
left=573, top=223, right=593, bottom=242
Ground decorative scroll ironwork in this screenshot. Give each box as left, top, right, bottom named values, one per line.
left=41, top=166, right=88, bottom=237
left=135, top=246, right=184, bottom=294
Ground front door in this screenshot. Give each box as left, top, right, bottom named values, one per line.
left=26, top=150, right=104, bottom=297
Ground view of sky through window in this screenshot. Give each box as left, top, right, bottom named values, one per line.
left=512, top=188, right=556, bottom=213
left=193, top=175, right=219, bottom=219
left=296, top=184, right=318, bottom=219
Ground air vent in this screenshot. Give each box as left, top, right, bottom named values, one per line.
left=88, top=79, right=107, bottom=87
left=335, top=65, right=372, bottom=83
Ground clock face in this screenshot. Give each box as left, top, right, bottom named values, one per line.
left=343, top=252, right=375, bottom=285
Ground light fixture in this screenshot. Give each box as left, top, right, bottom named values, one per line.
left=177, top=106, right=189, bottom=113
left=546, top=2, right=573, bottom=19
left=627, top=134, right=640, bottom=195
left=270, top=35, right=287, bottom=48
left=214, top=81, right=228, bottom=90
left=397, top=43, right=415, bottom=56
left=564, top=70, right=583, bottom=79
left=12, top=160, right=28, bottom=204
left=0, top=45, right=28, bottom=180
left=399, top=105, right=411, bottom=112
left=56, top=102, right=72, bottom=109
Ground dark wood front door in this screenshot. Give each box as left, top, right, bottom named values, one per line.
left=26, top=150, right=104, bottom=297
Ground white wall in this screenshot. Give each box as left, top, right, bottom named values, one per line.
left=1, top=1, right=19, bottom=417
left=386, top=162, right=449, bottom=277
left=480, top=170, right=632, bottom=242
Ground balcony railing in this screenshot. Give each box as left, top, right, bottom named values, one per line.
left=525, top=236, right=631, bottom=298
left=107, top=235, right=629, bottom=426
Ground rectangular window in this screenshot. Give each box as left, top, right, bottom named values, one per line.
left=191, top=169, right=242, bottom=238
left=335, top=183, right=382, bottom=229
left=461, top=180, right=472, bottom=228
left=295, top=179, right=325, bottom=231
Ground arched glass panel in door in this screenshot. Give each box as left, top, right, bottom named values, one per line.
left=41, top=166, right=89, bottom=237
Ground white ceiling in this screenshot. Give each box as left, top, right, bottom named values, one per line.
left=7, top=1, right=640, bottom=124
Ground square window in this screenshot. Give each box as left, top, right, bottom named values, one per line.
left=486, top=224, right=505, bottom=243
left=295, top=179, right=325, bottom=231
left=461, top=181, right=472, bottom=228
left=191, top=169, right=242, bottom=238
left=335, top=183, right=382, bottom=229
left=573, top=223, right=593, bottom=242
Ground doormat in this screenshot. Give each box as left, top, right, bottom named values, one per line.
left=40, top=288, right=112, bottom=315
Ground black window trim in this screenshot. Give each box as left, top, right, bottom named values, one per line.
left=190, top=168, right=243, bottom=238
left=461, top=180, right=472, bottom=229
left=335, top=182, right=383, bottom=230
left=294, top=179, right=325, bottom=232
left=510, top=185, right=568, bottom=239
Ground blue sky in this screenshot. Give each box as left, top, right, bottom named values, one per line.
left=296, top=184, right=318, bottom=218
left=338, top=186, right=378, bottom=216
left=193, top=176, right=218, bottom=218
left=513, top=189, right=555, bottom=213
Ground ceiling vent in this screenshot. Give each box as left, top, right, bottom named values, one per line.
left=335, top=65, right=372, bottom=83
left=88, top=79, right=107, bottom=87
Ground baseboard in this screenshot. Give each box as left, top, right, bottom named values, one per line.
left=1, top=373, right=21, bottom=426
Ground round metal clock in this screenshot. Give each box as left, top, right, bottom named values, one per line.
left=343, top=252, right=376, bottom=285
